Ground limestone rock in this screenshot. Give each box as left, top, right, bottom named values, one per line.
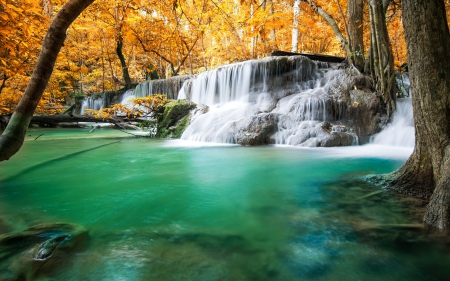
left=234, top=113, right=277, bottom=145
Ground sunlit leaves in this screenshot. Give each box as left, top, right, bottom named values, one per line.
left=86, top=94, right=168, bottom=119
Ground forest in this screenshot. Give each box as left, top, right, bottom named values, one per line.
left=0, top=0, right=417, bottom=115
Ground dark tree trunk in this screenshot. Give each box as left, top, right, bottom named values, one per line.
left=367, top=0, right=396, bottom=117
left=0, top=0, right=95, bottom=161
left=348, top=0, right=365, bottom=70
left=0, top=75, right=8, bottom=95
left=116, top=36, right=132, bottom=89
left=392, top=0, right=450, bottom=231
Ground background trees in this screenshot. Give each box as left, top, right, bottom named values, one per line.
left=0, top=0, right=413, bottom=116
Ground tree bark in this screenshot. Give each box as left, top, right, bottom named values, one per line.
left=368, top=0, right=396, bottom=117
left=0, top=74, right=7, bottom=96
left=392, top=0, right=450, bottom=231
left=348, top=0, right=365, bottom=70
left=116, top=36, right=132, bottom=89
left=0, top=0, right=95, bottom=161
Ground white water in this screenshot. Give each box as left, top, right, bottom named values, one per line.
left=370, top=98, right=415, bottom=147
left=177, top=56, right=415, bottom=155
left=80, top=97, right=103, bottom=115
left=178, top=56, right=351, bottom=146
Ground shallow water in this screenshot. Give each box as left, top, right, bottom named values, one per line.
left=0, top=128, right=448, bottom=280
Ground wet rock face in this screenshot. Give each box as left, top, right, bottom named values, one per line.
left=157, top=100, right=207, bottom=139
left=270, top=120, right=356, bottom=147
left=178, top=56, right=384, bottom=147
left=0, top=223, right=87, bottom=281
left=234, top=113, right=277, bottom=146
left=319, top=69, right=382, bottom=144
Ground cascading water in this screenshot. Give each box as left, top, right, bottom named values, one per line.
left=131, top=75, right=192, bottom=100
left=80, top=76, right=192, bottom=115
left=80, top=97, right=103, bottom=115
left=370, top=99, right=414, bottom=147
left=178, top=56, right=354, bottom=146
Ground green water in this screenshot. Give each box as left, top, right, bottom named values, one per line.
left=0, top=128, right=448, bottom=280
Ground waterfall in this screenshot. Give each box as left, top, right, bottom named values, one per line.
left=370, top=98, right=415, bottom=147
left=178, top=56, right=354, bottom=146
left=80, top=97, right=103, bottom=115
left=79, top=76, right=193, bottom=115
left=132, top=75, right=192, bottom=100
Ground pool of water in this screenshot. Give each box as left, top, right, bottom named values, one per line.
left=0, top=128, right=448, bottom=280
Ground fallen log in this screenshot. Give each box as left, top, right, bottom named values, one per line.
left=28, top=114, right=144, bottom=129
left=270, top=50, right=346, bottom=63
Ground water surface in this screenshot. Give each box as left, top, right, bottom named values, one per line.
left=0, top=128, right=447, bottom=280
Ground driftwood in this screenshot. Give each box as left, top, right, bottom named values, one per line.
left=28, top=114, right=144, bottom=129
left=0, top=114, right=145, bottom=131
left=270, top=50, right=346, bottom=63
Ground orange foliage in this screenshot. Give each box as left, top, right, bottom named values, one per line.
left=86, top=94, right=168, bottom=119
left=2, top=0, right=448, bottom=116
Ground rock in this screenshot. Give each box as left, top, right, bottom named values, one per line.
left=319, top=131, right=355, bottom=147
left=271, top=121, right=356, bottom=147
left=235, top=113, right=277, bottom=145
left=0, top=222, right=88, bottom=281
left=320, top=68, right=382, bottom=144
left=33, top=234, right=70, bottom=260
left=157, top=100, right=206, bottom=139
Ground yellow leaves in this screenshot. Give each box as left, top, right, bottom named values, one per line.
left=85, top=94, right=169, bottom=119
left=81, top=65, right=90, bottom=75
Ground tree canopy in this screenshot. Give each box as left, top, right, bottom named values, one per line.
left=0, top=0, right=416, bottom=115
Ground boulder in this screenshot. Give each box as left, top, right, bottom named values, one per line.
left=157, top=100, right=207, bottom=139
left=0, top=222, right=88, bottom=281
left=234, top=113, right=277, bottom=145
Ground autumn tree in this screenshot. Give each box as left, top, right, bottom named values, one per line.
left=0, top=0, right=95, bottom=161
left=386, top=0, right=450, bottom=231
left=0, top=0, right=46, bottom=95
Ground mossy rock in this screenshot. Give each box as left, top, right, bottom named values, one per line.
left=157, top=99, right=197, bottom=139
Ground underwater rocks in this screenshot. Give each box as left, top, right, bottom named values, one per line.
left=0, top=222, right=87, bottom=281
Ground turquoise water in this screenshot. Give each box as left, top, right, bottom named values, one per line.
left=0, top=128, right=448, bottom=280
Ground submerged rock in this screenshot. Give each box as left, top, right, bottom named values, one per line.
left=33, top=234, right=70, bottom=260
left=0, top=222, right=88, bottom=281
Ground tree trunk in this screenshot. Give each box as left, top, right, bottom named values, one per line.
left=348, top=0, right=365, bottom=70
left=0, top=0, right=95, bottom=161
left=291, top=0, right=301, bottom=52
left=368, top=0, right=396, bottom=117
left=0, top=74, right=7, bottom=96
left=116, top=36, right=132, bottom=89
left=392, top=0, right=450, bottom=231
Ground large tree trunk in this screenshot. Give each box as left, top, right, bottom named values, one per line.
left=348, top=0, right=364, bottom=70
left=392, top=0, right=450, bottom=231
left=0, top=0, right=95, bottom=161
left=116, top=36, right=132, bottom=89
left=368, top=0, right=396, bottom=117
